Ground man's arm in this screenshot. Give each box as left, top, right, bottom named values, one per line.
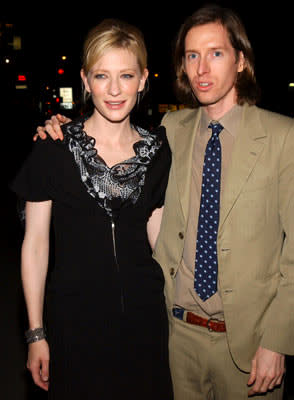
left=247, top=346, right=285, bottom=396
left=34, top=114, right=71, bottom=141
left=248, top=120, right=294, bottom=395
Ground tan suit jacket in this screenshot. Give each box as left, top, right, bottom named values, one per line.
left=153, top=104, right=294, bottom=372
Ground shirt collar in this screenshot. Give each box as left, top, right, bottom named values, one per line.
left=200, top=104, right=243, bottom=138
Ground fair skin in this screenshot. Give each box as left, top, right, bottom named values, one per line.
left=184, top=22, right=285, bottom=396
left=22, top=201, right=51, bottom=391
left=184, top=22, right=244, bottom=120
left=25, top=47, right=164, bottom=390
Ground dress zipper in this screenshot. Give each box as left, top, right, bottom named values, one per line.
left=111, top=217, right=125, bottom=312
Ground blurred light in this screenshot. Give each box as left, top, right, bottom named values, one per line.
left=5, top=58, right=10, bottom=64
left=46, top=86, right=50, bottom=90
left=62, top=56, right=67, bottom=60
left=154, top=73, right=159, bottom=78
left=289, top=83, right=294, bottom=88
left=13, top=36, right=22, bottom=50
left=56, top=97, right=60, bottom=103
left=18, top=74, right=27, bottom=82
left=58, top=68, right=64, bottom=75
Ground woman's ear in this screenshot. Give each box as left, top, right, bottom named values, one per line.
left=138, top=68, right=149, bottom=92
left=80, top=69, right=91, bottom=93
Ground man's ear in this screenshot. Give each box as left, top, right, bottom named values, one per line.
left=237, top=51, right=245, bottom=73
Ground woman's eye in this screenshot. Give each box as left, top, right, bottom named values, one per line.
left=95, top=74, right=106, bottom=79
left=122, top=74, right=134, bottom=79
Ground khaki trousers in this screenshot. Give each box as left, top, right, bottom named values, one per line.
left=169, top=316, right=284, bottom=400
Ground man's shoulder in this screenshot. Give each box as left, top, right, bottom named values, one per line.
left=249, top=105, right=294, bottom=132
left=161, top=107, right=199, bottom=126
left=161, top=108, right=200, bottom=145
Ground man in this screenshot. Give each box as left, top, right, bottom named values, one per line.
left=36, top=5, right=294, bottom=399
left=153, top=4, right=294, bottom=399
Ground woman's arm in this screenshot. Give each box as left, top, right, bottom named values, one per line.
left=147, top=206, right=164, bottom=250
left=21, top=200, right=52, bottom=391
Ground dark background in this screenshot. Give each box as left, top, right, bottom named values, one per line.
left=1, top=1, right=294, bottom=398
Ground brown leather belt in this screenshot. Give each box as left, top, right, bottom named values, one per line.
left=173, top=308, right=226, bottom=332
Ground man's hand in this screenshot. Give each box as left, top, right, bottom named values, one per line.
left=27, top=339, right=50, bottom=391
left=247, top=346, right=285, bottom=396
left=34, top=114, right=71, bottom=141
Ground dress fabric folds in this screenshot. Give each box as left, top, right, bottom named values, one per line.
left=11, top=118, right=173, bottom=399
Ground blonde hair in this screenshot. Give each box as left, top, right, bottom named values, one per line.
left=82, top=19, right=147, bottom=101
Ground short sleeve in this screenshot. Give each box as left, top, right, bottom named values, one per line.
left=147, top=126, right=171, bottom=212
left=10, top=138, right=56, bottom=202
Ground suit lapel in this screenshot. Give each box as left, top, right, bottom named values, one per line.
left=174, top=109, right=201, bottom=222
left=219, top=105, right=267, bottom=230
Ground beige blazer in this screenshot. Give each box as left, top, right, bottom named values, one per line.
left=153, top=104, right=294, bottom=372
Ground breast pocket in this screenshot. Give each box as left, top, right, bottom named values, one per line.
left=241, top=173, right=274, bottom=193
left=234, top=179, right=278, bottom=243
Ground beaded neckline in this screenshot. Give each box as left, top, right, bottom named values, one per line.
left=62, top=117, right=164, bottom=218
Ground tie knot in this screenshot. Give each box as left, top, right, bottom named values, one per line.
left=208, top=122, right=223, bottom=138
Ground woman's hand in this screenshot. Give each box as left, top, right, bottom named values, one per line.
left=34, top=114, right=71, bottom=141
left=27, top=339, right=50, bottom=391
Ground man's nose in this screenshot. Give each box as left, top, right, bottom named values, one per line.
left=197, top=56, right=210, bottom=75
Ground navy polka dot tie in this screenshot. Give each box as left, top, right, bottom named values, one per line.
left=194, top=122, right=223, bottom=301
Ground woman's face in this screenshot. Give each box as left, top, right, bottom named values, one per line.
left=81, top=48, right=148, bottom=124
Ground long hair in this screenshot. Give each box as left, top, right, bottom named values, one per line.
left=174, top=4, right=260, bottom=107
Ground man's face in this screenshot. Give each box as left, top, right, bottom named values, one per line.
left=184, top=22, right=244, bottom=117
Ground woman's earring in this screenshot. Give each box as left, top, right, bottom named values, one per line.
left=137, top=91, right=142, bottom=107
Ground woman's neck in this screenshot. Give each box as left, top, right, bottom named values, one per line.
left=83, top=110, right=141, bottom=168
left=84, top=111, right=138, bottom=146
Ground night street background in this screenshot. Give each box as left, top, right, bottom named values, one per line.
left=1, top=1, right=294, bottom=398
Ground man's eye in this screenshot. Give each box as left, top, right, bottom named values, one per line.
left=187, top=53, right=198, bottom=60
left=213, top=51, right=222, bottom=57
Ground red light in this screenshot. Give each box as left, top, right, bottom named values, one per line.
left=55, top=97, right=60, bottom=103
left=18, top=74, right=26, bottom=81
left=57, top=68, right=64, bottom=75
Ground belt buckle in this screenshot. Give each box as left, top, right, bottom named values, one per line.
left=206, top=317, right=221, bottom=332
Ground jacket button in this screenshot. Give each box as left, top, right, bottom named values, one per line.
left=170, top=268, right=175, bottom=276
left=178, top=232, right=184, bottom=239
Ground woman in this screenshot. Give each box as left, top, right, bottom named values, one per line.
left=12, top=19, right=173, bottom=399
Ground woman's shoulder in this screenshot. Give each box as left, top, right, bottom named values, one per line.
left=32, top=134, right=64, bottom=156
left=135, top=125, right=170, bottom=155
left=61, top=115, right=85, bottom=139
left=136, top=125, right=169, bottom=146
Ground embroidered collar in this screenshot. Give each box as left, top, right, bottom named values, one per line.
left=62, top=117, right=164, bottom=219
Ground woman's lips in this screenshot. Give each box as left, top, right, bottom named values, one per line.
left=105, top=100, right=126, bottom=109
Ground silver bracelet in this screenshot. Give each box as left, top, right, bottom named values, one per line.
left=25, top=327, right=46, bottom=344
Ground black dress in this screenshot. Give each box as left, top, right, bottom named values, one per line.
left=11, top=118, right=173, bottom=399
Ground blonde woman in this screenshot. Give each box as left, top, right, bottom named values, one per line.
left=12, top=19, right=173, bottom=399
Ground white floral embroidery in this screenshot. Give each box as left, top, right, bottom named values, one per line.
left=62, top=118, right=163, bottom=218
